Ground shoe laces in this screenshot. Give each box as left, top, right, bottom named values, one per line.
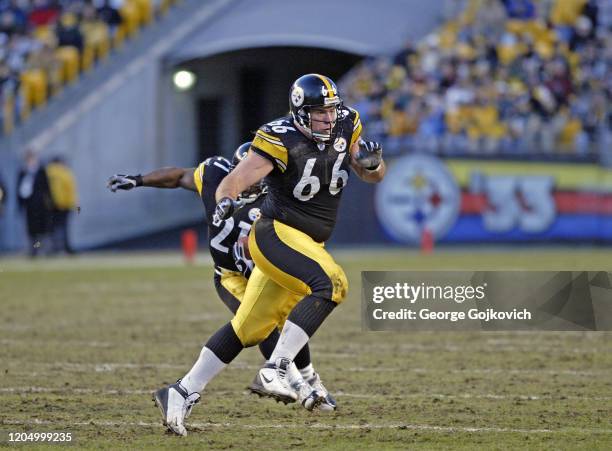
left=276, top=358, right=291, bottom=381
left=174, top=380, right=200, bottom=419
left=294, top=380, right=317, bottom=402
left=308, top=373, right=328, bottom=397
left=183, top=393, right=200, bottom=418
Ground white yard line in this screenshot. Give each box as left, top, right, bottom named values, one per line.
left=2, top=387, right=611, bottom=401
left=4, top=338, right=607, bottom=355
left=345, top=367, right=607, bottom=376
left=2, top=418, right=611, bottom=435
left=2, top=361, right=607, bottom=377
left=0, top=253, right=214, bottom=272
left=5, top=248, right=611, bottom=272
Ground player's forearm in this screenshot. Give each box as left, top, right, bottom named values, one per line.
left=142, top=167, right=188, bottom=189
left=216, top=152, right=274, bottom=202
left=352, top=159, right=386, bottom=183
left=215, top=172, right=241, bottom=202
left=364, top=159, right=386, bottom=183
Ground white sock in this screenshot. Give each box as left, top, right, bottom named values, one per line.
left=181, top=347, right=226, bottom=394
left=299, top=363, right=315, bottom=381
left=269, top=320, right=310, bottom=363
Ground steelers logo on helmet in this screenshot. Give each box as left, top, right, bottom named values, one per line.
left=291, top=86, right=304, bottom=107
left=289, top=74, right=344, bottom=143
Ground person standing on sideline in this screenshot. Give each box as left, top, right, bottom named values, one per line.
left=46, top=156, right=78, bottom=254
left=17, top=150, right=53, bottom=256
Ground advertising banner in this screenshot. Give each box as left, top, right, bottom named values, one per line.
left=371, top=155, right=612, bottom=244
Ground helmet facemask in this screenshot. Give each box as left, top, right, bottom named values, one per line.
left=293, top=100, right=343, bottom=143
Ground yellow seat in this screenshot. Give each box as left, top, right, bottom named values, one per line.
left=49, top=66, right=63, bottom=97
left=33, top=25, right=54, bottom=43
left=388, top=110, right=418, bottom=136
left=55, top=46, right=80, bottom=83
left=3, top=90, right=16, bottom=134
left=506, top=19, right=530, bottom=35
left=96, top=24, right=111, bottom=60
left=82, top=21, right=111, bottom=68
left=160, top=0, right=171, bottom=15
left=120, top=1, right=141, bottom=37
left=439, top=29, right=456, bottom=50
left=558, top=117, right=582, bottom=150
left=21, top=69, right=48, bottom=108
left=113, top=24, right=126, bottom=49
left=466, top=125, right=482, bottom=140
left=445, top=110, right=462, bottom=134
left=456, top=42, right=475, bottom=60
left=81, top=43, right=94, bottom=72
left=550, top=0, right=587, bottom=26
left=497, top=42, right=526, bottom=65
left=459, top=0, right=482, bottom=26
left=134, top=0, right=153, bottom=25
left=490, top=122, right=508, bottom=140
left=534, top=41, right=553, bottom=59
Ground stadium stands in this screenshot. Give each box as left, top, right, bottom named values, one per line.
left=340, top=0, right=611, bottom=157
left=0, top=0, right=179, bottom=136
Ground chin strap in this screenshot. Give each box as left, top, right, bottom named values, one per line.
left=293, top=113, right=335, bottom=143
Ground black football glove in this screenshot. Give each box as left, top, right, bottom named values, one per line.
left=213, top=197, right=239, bottom=225
left=355, top=139, right=383, bottom=170
left=107, top=174, right=143, bottom=192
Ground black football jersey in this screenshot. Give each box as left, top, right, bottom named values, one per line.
left=193, top=156, right=264, bottom=272
left=250, top=107, right=362, bottom=242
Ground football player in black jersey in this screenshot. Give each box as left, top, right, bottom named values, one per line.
left=107, top=146, right=268, bottom=310
left=107, top=146, right=280, bottom=343
left=150, top=74, right=385, bottom=435
left=108, top=142, right=334, bottom=430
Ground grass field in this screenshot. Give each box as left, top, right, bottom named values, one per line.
left=1, top=248, right=611, bottom=449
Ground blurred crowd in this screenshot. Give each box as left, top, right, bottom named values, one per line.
left=341, top=0, right=612, bottom=157
left=0, top=0, right=175, bottom=135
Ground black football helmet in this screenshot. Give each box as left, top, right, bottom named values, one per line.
left=289, top=74, right=343, bottom=143
left=231, top=141, right=266, bottom=204
left=231, top=141, right=251, bottom=168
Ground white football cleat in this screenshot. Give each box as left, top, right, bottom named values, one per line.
left=153, top=380, right=200, bottom=436
left=249, top=358, right=324, bottom=411
left=249, top=357, right=298, bottom=404
left=292, top=379, right=325, bottom=411
left=307, top=372, right=337, bottom=411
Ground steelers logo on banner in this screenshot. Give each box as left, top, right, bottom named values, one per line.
left=375, top=154, right=460, bottom=243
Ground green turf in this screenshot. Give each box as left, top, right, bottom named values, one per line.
left=0, top=249, right=611, bottom=449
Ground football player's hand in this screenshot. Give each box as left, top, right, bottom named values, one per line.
left=232, top=236, right=254, bottom=279
left=107, top=174, right=142, bottom=192
left=355, top=139, right=383, bottom=170
left=213, top=197, right=238, bottom=225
